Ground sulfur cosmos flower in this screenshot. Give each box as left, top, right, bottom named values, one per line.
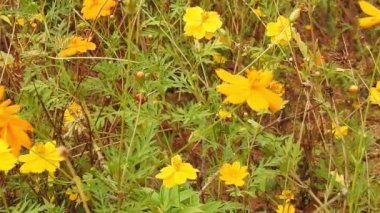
left=369, top=81, right=380, bottom=105
left=332, top=123, right=348, bottom=139
left=265, top=16, right=292, bottom=45
left=19, top=141, right=64, bottom=174
left=155, top=155, right=199, bottom=188
left=358, top=1, right=380, bottom=28
left=278, top=190, right=295, bottom=202
left=0, top=139, right=17, bottom=172
left=276, top=203, right=295, bottom=213
left=58, top=36, right=96, bottom=57
left=0, top=86, right=33, bottom=156
left=219, top=161, right=249, bottom=187
left=183, top=7, right=223, bottom=40
left=216, top=68, right=285, bottom=113
left=81, top=0, right=117, bottom=20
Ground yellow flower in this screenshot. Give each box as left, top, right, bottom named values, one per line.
left=16, top=18, right=25, bottom=26
left=330, top=170, right=345, bottom=186
left=265, top=16, right=292, bottom=45
left=216, top=68, right=285, bottom=113
left=219, top=161, right=249, bottom=187
left=19, top=141, right=64, bottom=174
left=358, top=1, right=380, bottom=28
left=81, top=0, right=117, bottom=20
left=58, top=36, right=96, bottom=57
left=64, top=102, right=84, bottom=124
left=155, top=155, right=199, bottom=188
left=269, top=80, right=285, bottom=96
left=183, top=7, right=223, bottom=39
left=252, top=7, right=266, bottom=17
left=332, top=123, right=348, bottom=139
left=278, top=190, right=295, bottom=201
left=218, top=110, right=232, bottom=119
left=0, top=86, right=33, bottom=156
left=369, top=81, right=380, bottom=105
left=213, top=54, right=227, bottom=64
left=276, top=203, right=295, bottom=213
left=66, top=187, right=90, bottom=203
left=0, top=139, right=17, bottom=172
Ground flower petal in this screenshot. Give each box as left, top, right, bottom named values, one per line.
left=359, top=1, right=380, bottom=17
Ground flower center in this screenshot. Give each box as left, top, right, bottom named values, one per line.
left=34, top=144, right=46, bottom=154
left=201, top=12, right=209, bottom=22
left=172, top=159, right=182, bottom=171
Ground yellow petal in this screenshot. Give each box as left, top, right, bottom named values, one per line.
left=359, top=1, right=380, bottom=17
left=359, top=17, right=380, bottom=28
left=246, top=92, right=269, bottom=112
left=202, top=11, right=223, bottom=32
left=215, top=69, right=249, bottom=85
left=183, top=7, right=204, bottom=25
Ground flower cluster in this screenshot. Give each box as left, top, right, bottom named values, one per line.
left=0, top=86, right=63, bottom=174
left=155, top=156, right=249, bottom=188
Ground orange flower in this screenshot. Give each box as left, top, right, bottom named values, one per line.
left=58, top=36, right=96, bottom=57
left=0, top=86, right=33, bottom=156
left=81, top=0, right=117, bottom=20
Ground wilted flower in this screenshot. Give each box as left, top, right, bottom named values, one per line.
left=219, top=161, right=249, bottom=187
left=155, top=155, right=199, bottom=188
left=216, top=68, right=285, bottom=113
left=358, top=1, right=380, bottom=28
left=19, top=141, right=64, bottom=174
left=265, top=16, right=292, bottom=45
left=183, top=7, right=223, bottom=39
left=58, top=36, right=96, bottom=57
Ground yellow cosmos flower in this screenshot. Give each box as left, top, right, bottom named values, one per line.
left=265, top=16, right=292, bottom=45
left=155, top=155, right=199, bottom=188
left=213, top=54, right=227, bottom=64
left=0, top=86, right=33, bottom=156
left=183, top=7, right=223, bottom=40
left=219, top=161, right=249, bottom=187
left=278, top=190, right=295, bottom=202
left=369, top=81, right=380, bottom=105
left=216, top=68, right=285, bottom=113
left=16, top=18, right=25, bottom=26
left=276, top=203, right=295, bottom=213
left=332, top=123, right=348, bottom=139
left=58, top=36, right=96, bottom=57
left=19, top=141, right=64, bottom=174
left=81, top=0, right=117, bottom=20
left=0, top=139, right=17, bottom=172
left=358, top=1, right=380, bottom=28
left=218, top=110, right=232, bottom=119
